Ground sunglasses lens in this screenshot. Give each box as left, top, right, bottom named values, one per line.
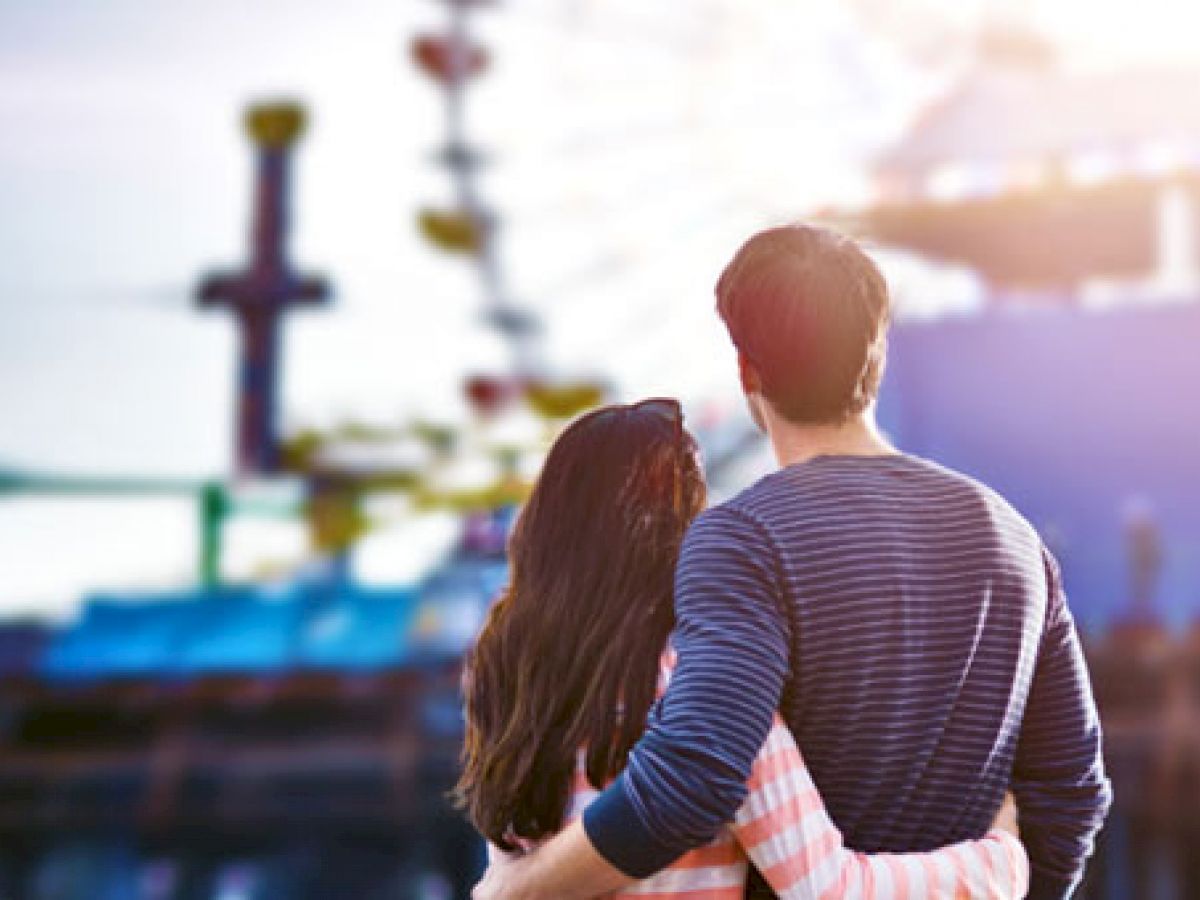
left=586, top=399, right=681, bottom=439
left=636, top=399, right=680, bottom=427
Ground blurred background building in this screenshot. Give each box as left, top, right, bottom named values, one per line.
left=1, top=0, right=1198, bottom=897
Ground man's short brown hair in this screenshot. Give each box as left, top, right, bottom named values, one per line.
left=716, top=225, right=890, bottom=425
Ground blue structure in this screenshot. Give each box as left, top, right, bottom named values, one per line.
left=37, top=558, right=507, bottom=682
left=880, top=302, right=1200, bottom=633
left=297, top=586, right=423, bottom=670
left=41, top=594, right=207, bottom=679
left=174, top=585, right=309, bottom=674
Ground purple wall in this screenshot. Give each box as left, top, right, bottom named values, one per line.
left=879, top=302, right=1200, bottom=632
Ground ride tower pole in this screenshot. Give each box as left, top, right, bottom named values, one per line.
left=196, top=102, right=331, bottom=476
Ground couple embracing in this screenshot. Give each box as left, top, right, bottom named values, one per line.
left=457, top=226, right=1112, bottom=899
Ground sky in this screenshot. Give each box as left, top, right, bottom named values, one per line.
left=1, top=0, right=1195, bottom=617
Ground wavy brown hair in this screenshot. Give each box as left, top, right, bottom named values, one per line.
left=453, top=398, right=707, bottom=851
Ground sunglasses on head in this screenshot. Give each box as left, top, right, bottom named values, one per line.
left=630, top=397, right=682, bottom=430
left=592, top=397, right=681, bottom=432
left=587, top=397, right=686, bottom=456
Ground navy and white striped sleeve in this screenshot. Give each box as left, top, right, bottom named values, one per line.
left=1011, top=547, right=1113, bottom=900
left=583, top=504, right=790, bottom=877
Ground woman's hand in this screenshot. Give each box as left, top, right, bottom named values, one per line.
left=990, top=791, right=1019, bottom=838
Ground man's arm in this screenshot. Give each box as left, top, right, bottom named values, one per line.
left=1011, top=548, right=1114, bottom=900
left=585, top=505, right=790, bottom=873
left=472, top=821, right=631, bottom=900
left=474, top=505, right=790, bottom=897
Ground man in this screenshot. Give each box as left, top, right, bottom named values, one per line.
left=473, top=225, right=1111, bottom=899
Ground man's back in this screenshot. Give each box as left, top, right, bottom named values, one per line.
left=734, top=453, right=1042, bottom=852
left=584, top=450, right=1110, bottom=900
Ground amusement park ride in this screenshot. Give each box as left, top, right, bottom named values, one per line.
left=412, top=0, right=540, bottom=374
left=0, top=0, right=609, bottom=587
left=196, top=104, right=331, bottom=479
left=0, top=100, right=326, bottom=585
left=0, top=2, right=587, bottom=893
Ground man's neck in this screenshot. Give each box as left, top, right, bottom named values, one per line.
left=764, top=410, right=896, bottom=469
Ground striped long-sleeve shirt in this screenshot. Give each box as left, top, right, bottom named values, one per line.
left=585, top=453, right=1112, bottom=900
left=537, top=650, right=1029, bottom=898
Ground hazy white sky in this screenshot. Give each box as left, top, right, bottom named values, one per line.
left=0, top=0, right=1194, bottom=616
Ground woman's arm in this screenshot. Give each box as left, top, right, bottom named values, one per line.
left=731, top=717, right=1030, bottom=900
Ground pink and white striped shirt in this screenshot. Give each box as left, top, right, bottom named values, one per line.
left=507, top=651, right=1029, bottom=899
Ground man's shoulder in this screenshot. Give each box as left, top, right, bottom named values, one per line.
left=905, top=454, right=1041, bottom=539
left=678, top=491, right=784, bottom=572
left=685, top=495, right=768, bottom=543
left=707, top=453, right=1043, bottom=548
left=707, top=466, right=798, bottom=519
left=691, top=474, right=785, bottom=536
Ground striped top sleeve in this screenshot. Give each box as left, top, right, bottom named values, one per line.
left=527, top=651, right=1031, bottom=898
left=734, top=712, right=1030, bottom=899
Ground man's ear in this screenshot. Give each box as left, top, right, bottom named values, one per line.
left=737, top=353, right=763, bottom=396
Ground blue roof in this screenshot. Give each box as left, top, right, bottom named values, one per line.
left=296, top=586, right=422, bottom=670
left=41, top=593, right=208, bottom=679
left=38, top=557, right=509, bottom=681
left=173, top=585, right=307, bottom=674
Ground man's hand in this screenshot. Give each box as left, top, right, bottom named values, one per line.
left=470, top=820, right=633, bottom=900
left=990, top=791, right=1020, bottom=839
left=472, top=851, right=533, bottom=900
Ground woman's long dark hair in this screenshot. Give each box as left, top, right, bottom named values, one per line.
left=453, top=399, right=707, bottom=851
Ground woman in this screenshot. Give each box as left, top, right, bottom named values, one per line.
left=455, top=398, right=1028, bottom=898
